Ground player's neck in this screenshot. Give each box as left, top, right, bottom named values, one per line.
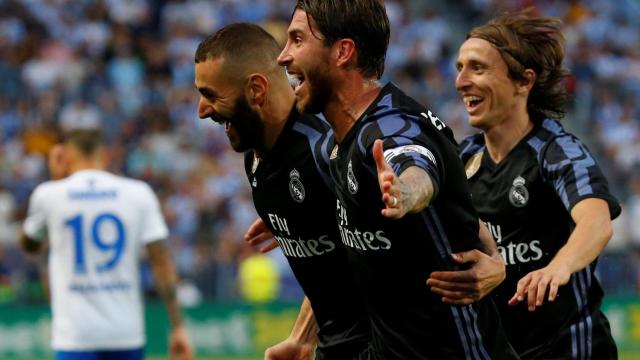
left=324, top=75, right=381, bottom=143
left=68, top=160, right=106, bottom=174
left=256, top=83, right=296, bottom=158
left=483, top=111, right=533, bottom=164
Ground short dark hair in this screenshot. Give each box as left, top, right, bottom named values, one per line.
left=64, top=129, right=103, bottom=156
left=195, top=23, right=282, bottom=81
left=295, top=0, right=390, bottom=79
left=468, top=9, right=569, bottom=120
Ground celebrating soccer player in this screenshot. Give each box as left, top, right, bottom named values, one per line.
left=430, top=9, right=620, bottom=359
left=277, top=1, right=518, bottom=358
left=194, top=23, right=371, bottom=359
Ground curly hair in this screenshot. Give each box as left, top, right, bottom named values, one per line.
left=468, top=8, right=569, bottom=120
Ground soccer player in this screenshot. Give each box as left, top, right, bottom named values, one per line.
left=440, top=10, right=620, bottom=359
left=277, top=1, right=518, bottom=359
left=21, top=130, right=193, bottom=360
left=194, top=23, right=371, bottom=359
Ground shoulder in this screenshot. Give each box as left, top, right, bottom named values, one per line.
left=293, top=113, right=332, bottom=134
left=527, top=119, right=593, bottom=166
left=458, top=133, right=485, bottom=161
left=117, top=175, right=158, bottom=201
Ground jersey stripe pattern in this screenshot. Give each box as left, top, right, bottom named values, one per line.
left=329, top=82, right=518, bottom=359
left=460, top=119, right=620, bottom=359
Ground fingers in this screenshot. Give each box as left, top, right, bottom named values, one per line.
left=244, top=218, right=268, bottom=240
left=432, top=289, right=476, bottom=305
left=548, top=279, right=560, bottom=302
left=428, top=270, right=476, bottom=283
left=450, top=250, right=481, bottom=265
left=509, top=274, right=530, bottom=306
left=259, top=240, right=279, bottom=253
left=373, top=139, right=388, bottom=174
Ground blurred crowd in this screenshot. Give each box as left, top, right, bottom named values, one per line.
left=0, top=0, right=638, bottom=306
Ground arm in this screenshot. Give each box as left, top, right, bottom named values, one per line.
left=373, top=139, right=435, bottom=219
left=509, top=198, right=612, bottom=310
left=20, top=232, right=44, bottom=254
left=147, top=241, right=194, bottom=360
left=265, top=296, right=317, bottom=360
left=426, top=221, right=505, bottom=304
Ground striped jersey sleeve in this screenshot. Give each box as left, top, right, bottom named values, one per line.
left=537, top=120, right=621, bottom=218
left=359, top=95, right=442, bottom=195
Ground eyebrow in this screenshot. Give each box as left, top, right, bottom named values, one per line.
left=196, top=85, right=218, bottom=98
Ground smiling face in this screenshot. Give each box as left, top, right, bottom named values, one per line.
left=455, top=38, right=523, bottom=131
left=277, top=9, right=333, bottom=114
left=195, top=58, right=264, bottom=152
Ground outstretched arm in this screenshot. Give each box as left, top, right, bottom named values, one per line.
left=147, top=241, right=194, bottom=360
left=509, top=198, right=612, bottom=311
left=427, top=221, right=505, bottom=304
left=373, top=139, right=435, bottom=219
left=265, top=296, right=317, bottom=360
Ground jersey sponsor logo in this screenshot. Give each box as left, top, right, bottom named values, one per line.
left=498, top=240, right=543, bottom=266
left=485, top=221, right=543, bottom=265
left=274, top=234, right=336, bottom=258
left=383, top=145, right=437, bottom=167
left=465, top=152, right=483, bottom=179
left=509, top=176, right=529, bottom=207
left=347, top=160, right=358, bottom=194
left=267, top=213, right=335, bottom=258
left=336, top=199, right=391, bottom=251
left=288, top=169, right=305, bottom=203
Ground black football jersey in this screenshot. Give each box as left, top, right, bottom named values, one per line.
left=329, top=83, right=518, bottom=359
left=245, top=108, right=370, bottom=358
left=460, top=119, right=621, bottom=359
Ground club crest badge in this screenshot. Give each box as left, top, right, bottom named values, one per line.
left=347, top=160, right=358, bottom=194
left=465, top=152, right=483, bottom=179
left=330, top=144, right=338, bottom=160
left=289, top=169, right=305, bottom=203
left=509, top=176, right=529, bottom=208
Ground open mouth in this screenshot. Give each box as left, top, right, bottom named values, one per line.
left=286, top=68, right=305, bottom=94
left=463, top=95, right=484, bottom=113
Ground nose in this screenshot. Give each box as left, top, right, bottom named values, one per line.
left=277, top=42, right=292, bottom=67
left=198, top=98, right=213, bottom=119
left=455, top=68, right=471, bottom=92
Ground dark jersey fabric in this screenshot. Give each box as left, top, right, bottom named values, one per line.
left=328, top=83, right=518, bottom=359
left=245, top=107, right=370, bottom=358
left=460, top=119, right=620, bottom=360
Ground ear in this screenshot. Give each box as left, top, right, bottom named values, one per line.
left=516, top=69, right=537, bottom=95
left=334, top=38, right=357, bottom=70
left=245, top=73, right=269, bottom=107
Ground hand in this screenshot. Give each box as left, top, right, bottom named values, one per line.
left=373, top=139, right=407, bottom=219
left=508, top=262, right=571, bottom=311
left=168, top=325, right=194, bottom=360
left=265, top=337, right=315, bottom=360
left=48, top=144, right=69, bottom=180
left=427, top=250, right=505, bottom=305
left=244, top=217, right=278, bottom=253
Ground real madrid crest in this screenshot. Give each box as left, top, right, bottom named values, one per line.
left=289, top=169, right=305, bottom=203
left=347, top=160, right=358, bottom=194
left=509, top=176, right=529, bottom=208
